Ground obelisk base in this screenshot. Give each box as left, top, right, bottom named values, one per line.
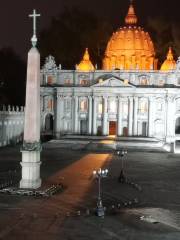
left=20, top=150, right=41, bottom=189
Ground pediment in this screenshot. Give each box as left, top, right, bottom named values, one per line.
left=92, top=76, right=135, bottom=88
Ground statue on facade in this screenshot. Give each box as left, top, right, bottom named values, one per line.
left=43, top=55, right=57, bottom=72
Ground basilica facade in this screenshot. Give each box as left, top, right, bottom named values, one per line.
left=40, top=2, right=180, bottom=150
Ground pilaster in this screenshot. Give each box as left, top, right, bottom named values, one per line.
left=128, top=97, right=133, bottom=136
left=117, top=97, right=123, bottom=136
left=55, top=95, right=64, bottom=138
left=92, top=96, right=97, bottom=135
left=88, top=96, right=92, bottom=135
left=165, top=96, right=176, bottom=143
left=148, top=97, right=155, bottom=137
left=102, top=96, right=108, bottom=135
left=74, top=96, right=79, bottom=134
left=133, top=96, right=138, bottom=136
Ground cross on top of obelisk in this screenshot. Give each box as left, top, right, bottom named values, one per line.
left=29, top=9, right=41, bottom=47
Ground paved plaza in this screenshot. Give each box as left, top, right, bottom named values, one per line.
left=0, top=143, right=180, bottom=239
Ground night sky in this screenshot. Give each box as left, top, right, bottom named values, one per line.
left=0, top=0, right=180, bottom=59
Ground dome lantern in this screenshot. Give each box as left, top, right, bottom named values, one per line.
left=125, top=0, right=138, bottom=25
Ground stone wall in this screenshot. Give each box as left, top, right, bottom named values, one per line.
left=0, top=106, right=24, bottom=147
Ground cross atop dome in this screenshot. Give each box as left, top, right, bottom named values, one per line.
left=125, top=0, right=138, bottom=25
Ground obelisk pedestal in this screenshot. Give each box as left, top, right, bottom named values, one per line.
left=20, top=150, right=41, bottom=189
left=20, top=46, right=41, bottom=189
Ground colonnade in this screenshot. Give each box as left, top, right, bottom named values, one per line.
left=54, top=94, right=158, bottom=137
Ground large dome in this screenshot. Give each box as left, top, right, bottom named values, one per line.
left=103, top=2, right=157, bottom=70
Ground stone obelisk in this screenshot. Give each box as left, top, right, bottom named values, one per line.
left=20, top=10, right=41, bottom=189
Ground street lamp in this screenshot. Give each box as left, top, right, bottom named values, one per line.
left=116, top=149, right=127, bottom=183
left=93, top=168, right=108, bottom=217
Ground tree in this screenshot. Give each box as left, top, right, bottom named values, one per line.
left=39, top=7, right=113, bottom=69
left=147, top=17, right=179, bottom=66
left=0, top=48, right=26, bottom=106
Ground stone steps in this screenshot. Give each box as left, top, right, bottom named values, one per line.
left=44, top=137, right=168, bottom=152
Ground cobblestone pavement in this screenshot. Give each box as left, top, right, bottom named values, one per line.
left=0, top=144, right=180, bottom=239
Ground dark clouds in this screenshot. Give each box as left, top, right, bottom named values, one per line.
left=0, top=0, right=180, bottom=59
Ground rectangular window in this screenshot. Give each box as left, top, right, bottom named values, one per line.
left=98, top=103, right=103, bottom=114
left=80, top=99, right=87, bottom=112
left=139, top=102, right=148, bottom=113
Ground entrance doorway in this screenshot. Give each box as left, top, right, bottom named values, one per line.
left=109, top=121, right=116, bottom=135
left=45, top=114, right=53, bottom=132
left=43, top=114, right=54, bottom=141
left=175, top=117, right=180, bottom=134
left=142, top=122, right=147, bottom=137
left=123, top=127, right=128, bottom=137
left=80, top=120, right=87, bottom=135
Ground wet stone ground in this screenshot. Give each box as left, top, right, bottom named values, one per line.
left=0, top=143, right=180, bottom=239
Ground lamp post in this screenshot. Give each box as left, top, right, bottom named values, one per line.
left=116, top=149, right=127, bottom=183
left=93, top=168, right=108, bottom=217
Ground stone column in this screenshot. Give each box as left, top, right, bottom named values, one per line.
left=74, top=96, right=79, bottom=134
left=128, top=97, right=133, bottom=136
left=117, top=97, right=123, bottom=136
left=6, top=120, right=10, bottom=145
left=102, top=97, right=108, bottom=135
left=88, top=96, right=92, bottom=135
left=133, top=97, right=138, bottom=136
left=3, top=121, right=7, bottom=146
left=148, top=97, right=155, bottom=137
left=54, top=95, right=64, bottom=138
left=20, top=47, right=41, bottom=189
left=92, top=96, right=97, bottom=135
left=166, top=96, right=176, bottom=143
